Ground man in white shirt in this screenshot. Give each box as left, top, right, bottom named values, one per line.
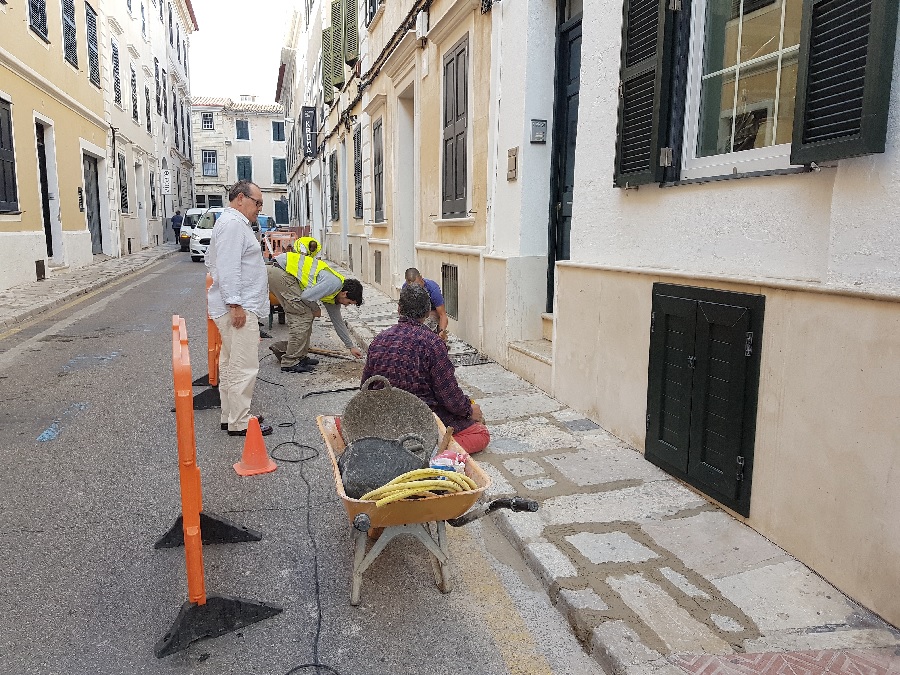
left=207, top=181, right=273, bottom=436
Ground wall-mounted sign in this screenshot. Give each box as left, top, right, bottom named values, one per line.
left=530, top=119, right=548, bottom=144
left=301, top=106, right=317, bottom=158
left=161, top=169, right=173, bottom=195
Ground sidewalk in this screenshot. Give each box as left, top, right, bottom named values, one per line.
left=0, top=244, right=180, bottom=331
left=343, top=278, right=900, bottom=675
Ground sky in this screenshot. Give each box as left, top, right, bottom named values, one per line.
left=187, top=0, right=296, bottom=104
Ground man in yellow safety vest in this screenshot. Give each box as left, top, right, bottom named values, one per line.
left=293, top=236, right=320, bottom=257
left=267, top=249, right=364, bottom=372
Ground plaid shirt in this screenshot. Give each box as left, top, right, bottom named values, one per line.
left=362, top=316, right=475, bottom=432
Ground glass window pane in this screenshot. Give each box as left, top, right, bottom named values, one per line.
left=732, top=59, right=778, bottom=151
left=703, top=0, right=740, bottom=74
left=739, top=0, right=783, bottom=63
left=775, top=56, right=798, bottom=145
left=782, top=0, right=802, bottom=49
left=698, top=73, right=736, bottom=156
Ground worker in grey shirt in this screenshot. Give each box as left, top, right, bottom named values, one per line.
left=267, top=248, right=364, bottom=372
left=207, top=181, right=273, bottom=436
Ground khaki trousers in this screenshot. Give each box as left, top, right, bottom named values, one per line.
left=213, top=311, right=260, bottom=432
left=267, top=266, right=314, bottom=367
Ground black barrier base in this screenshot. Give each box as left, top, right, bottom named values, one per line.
left=192, top=386, right=220, bottom=409
left=192, top=373, right=210, bottom=386
left=154, top=511, right=263, bottom=549
left=154, top=595, right=283, bottom=658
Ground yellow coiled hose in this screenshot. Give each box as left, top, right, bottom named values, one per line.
left=360, top=468, right=478, bottom=507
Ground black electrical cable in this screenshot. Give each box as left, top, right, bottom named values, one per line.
left=255, top=370, right=351, bottom=675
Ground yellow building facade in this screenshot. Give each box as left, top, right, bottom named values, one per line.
left=0, top=0, right=111, bottom=290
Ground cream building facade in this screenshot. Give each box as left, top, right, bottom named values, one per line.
left=285, top=0, right=900, bottom=630
left=0, top=0, right=110, bottom=290
left=190, top=97, right=288, bottom=221
left=0, top=0, right=197, bottom=292
left=104, top=0, right=197, bottom=254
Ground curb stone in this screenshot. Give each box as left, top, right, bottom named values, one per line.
left=0, top=245, right=181, bottom=332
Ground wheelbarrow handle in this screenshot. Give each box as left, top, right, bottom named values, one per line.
left=447, top=497, right=539, bottom=527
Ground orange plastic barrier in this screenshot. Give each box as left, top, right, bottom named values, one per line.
left=205, top=273, right=221, bottom=387
left=263, top=232, right=297, bottom=259
left=155, top=316, right=280, bottom=658
left=172, top=316, right=207, bottom=604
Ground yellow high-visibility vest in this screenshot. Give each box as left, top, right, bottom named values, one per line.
left=293, top=236, right=321, bottom=256
left=284, top=252, right=345, bottom=304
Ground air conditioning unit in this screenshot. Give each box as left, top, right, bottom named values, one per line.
left=415, top=10, right=428, bottom=46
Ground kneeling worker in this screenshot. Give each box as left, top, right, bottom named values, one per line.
left=268, top=242, right=364, bottom=372
left=363, top=284, right=490, bottom=454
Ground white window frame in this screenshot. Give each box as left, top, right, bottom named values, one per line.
left=201, top=111, right=213, bottom=130
left=680, top=0, right=802, bottom=180
left=202, top=149, right=217, bottom=177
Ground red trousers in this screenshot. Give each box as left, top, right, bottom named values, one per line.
left=453, top=422, right=491, bottom=454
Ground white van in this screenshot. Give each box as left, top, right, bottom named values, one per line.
left=179, top=207, right=206, bottom=252
left=189, top=207, right=225, bottom=262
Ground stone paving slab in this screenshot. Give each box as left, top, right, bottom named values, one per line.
left=0, top=245, right=180, bottom=331
left=336, top=272, right=900, bottom=675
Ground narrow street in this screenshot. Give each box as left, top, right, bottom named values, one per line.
left=0, top=256, right=600, bottom=675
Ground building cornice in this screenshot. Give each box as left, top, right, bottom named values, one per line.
left=0, top=45, right=106, bottom=129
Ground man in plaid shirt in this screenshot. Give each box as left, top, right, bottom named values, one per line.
left=362, top=284, right=490, bottom=454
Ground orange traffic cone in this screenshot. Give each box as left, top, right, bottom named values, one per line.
left=233, top=417, right=277, bottom=476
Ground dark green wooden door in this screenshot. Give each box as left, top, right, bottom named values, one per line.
left=646, top=285, right=764, bottom=516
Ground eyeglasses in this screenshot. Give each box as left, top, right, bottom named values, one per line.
left=243, top=194, right=263, bottom=208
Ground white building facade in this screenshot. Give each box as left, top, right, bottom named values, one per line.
left=103, top=0, right=196, bottom=254
left=190, top=97, right=288, bottom=221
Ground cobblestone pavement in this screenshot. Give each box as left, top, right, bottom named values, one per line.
left=0, top=244, right=181, bottom=331
left=341, top=275, right=900, bottom=675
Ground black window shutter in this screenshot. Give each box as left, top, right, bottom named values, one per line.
left=442, top=35, right=468, bottom=218
left=29, top=0, right=48, bottom=38
left=112, top=43, right=122, bottom=106
left=686, top=301, right=750, bottom=499
left=790, top=0, right=899, bottom=164
left=613, top=0, right=677, bottom=187
left=373, top=118, right=384, bottom=221
left=646, top=294, right=697, bottom=473
left=86, top=4, right=100, bottom=87
left=119, top=154, right=129, bottom=213
left=162, top=70, right=168, bottom=121
left=62, top=0, right=78, bottom=67
left=0, top=99, right=19, bottom=213
left=330, top=152, right=339, bottom=221
left=145, top=86, right=152, bottom=133
left=353, top=125, right=362, bottom=218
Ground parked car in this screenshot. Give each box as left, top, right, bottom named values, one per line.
left=189, top=207, right=225, bottom=262
left=190, top=207, right=261, bottom=261
left=179, top=207, right=206, bottom=252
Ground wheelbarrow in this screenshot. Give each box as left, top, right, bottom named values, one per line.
left=316, top=415, right=538, bottom=605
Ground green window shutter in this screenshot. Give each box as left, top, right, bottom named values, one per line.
left=322, top=27, right=335, bottom=104
left=613, top=0, right=677, bottom=188
left=790, top=0, right=899, bottom=164
left=331, top=0, right=346, bottom=88
left=345, top=0, right=359, bottom=66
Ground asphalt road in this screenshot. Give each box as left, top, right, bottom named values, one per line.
left=0, top=255, right=603, bottom=675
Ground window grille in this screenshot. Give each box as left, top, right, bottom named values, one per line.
left=118, top=153, right=129, bottom=213
left=201, top=112, right=213, bottom=130
left=374, top=250, right=381, bottom=284
left=196, top=194, right=206, bottom=208
left=441, top=264, right=459, bottom=320
left=86, top=4, right=100, bottom=86
left=62, top=0, right=78, bottom=67
left=208, top=194, right=223, bottom=207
